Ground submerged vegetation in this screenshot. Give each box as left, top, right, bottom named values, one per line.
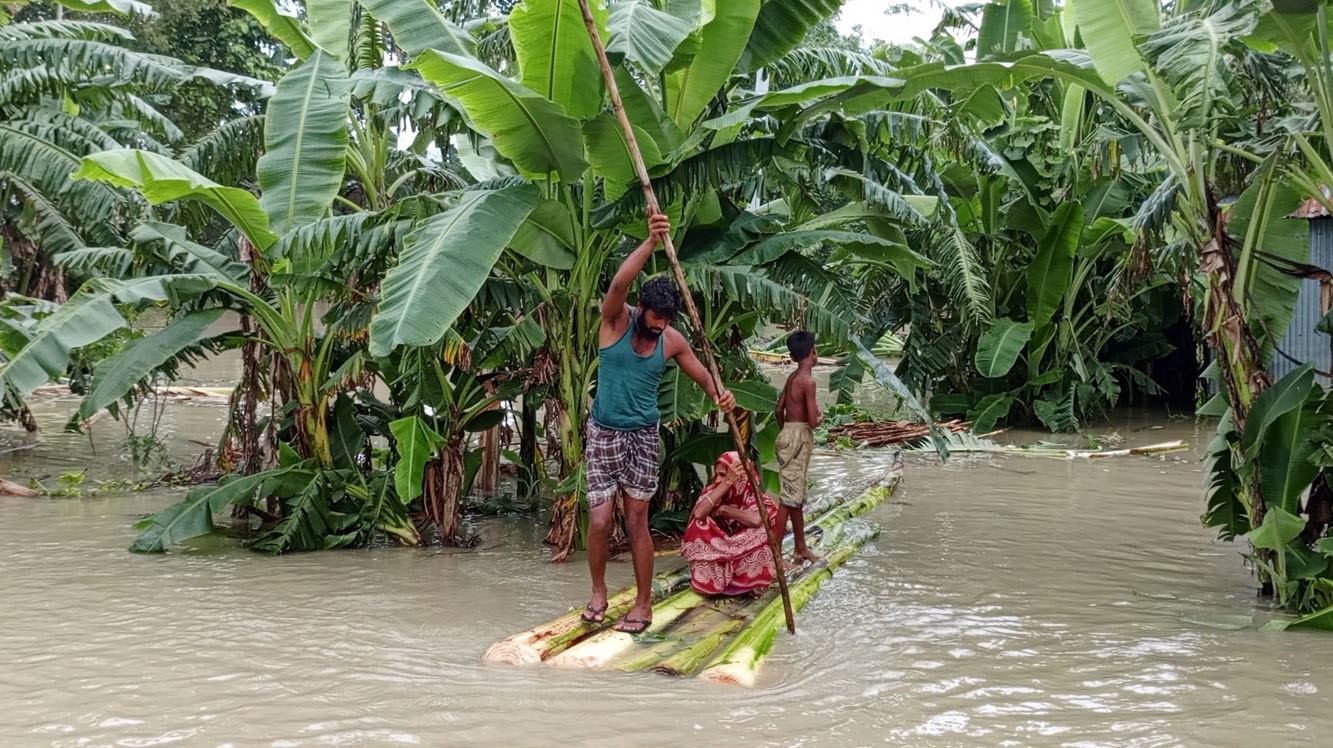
left=6, top=0, right=1333, bottom=623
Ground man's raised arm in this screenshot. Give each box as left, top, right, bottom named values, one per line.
left=601, top=213, right=671, bottom=322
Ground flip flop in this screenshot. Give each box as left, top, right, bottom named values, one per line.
left=581, top=602, right=608, bottom=624
left=614, top=616, right=652, bottom=634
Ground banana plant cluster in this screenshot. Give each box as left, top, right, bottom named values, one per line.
left=0, top=0, right=938, bottom=557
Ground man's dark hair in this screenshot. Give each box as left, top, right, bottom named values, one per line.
left=639, top=276, right=680, bottom=318
left=788, top=330, right=816, bottom=362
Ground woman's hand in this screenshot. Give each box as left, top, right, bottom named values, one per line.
left=723, top=461, right=746, bottom=486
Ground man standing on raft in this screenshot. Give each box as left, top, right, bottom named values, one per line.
left=582, top=212, right=735, bottom=634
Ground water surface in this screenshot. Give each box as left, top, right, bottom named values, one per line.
left=3, top=402, right=1330, bottom=747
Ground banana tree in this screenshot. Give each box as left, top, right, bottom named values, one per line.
left=356, top=0, right=941, bottom=558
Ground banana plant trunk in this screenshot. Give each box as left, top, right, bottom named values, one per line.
left=425, top=438, right=466, bottom=544
left=476, top=425, right=501, bottom=497
left=1199, top=199, right=1270, bottom=524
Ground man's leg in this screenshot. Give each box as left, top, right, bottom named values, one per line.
left=617, top=497, right=655, bottom=629
left=585, top=498, right=616, bottom=618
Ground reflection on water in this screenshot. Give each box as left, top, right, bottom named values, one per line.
left=4, top=401, right=1333, bottom=746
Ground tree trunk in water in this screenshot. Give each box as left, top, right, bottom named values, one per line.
left=476, top=427, right=500, bottom=497
left=543, top=402, right=580, bottom=559
left=518, top=395, right=538, bottom=498
left=1199, top=201, right=1270, bottom=524
left=424, top=440, right=466, bottom=544
left=237, top=313, right=263, bottom=475
left=16, top=404, right=37, bottom=434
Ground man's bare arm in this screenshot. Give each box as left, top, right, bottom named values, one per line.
left=775, top=383, right=788, bottom=428
left=671, top=334, right=736, bottom=412
left=600, top=213, right=670, bottom=322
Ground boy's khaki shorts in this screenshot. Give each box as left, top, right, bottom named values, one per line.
left=776, top=422, right=813, bottom=508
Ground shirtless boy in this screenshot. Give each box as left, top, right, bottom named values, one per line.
left=774, top=330, right=821, bottom=564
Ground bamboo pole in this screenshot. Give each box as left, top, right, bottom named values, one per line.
left=576, top=0, right=796, bottom=635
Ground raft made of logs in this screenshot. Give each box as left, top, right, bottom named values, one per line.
left=484, top=457, right=903, bottom=684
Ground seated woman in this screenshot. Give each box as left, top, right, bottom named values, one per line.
left=679, top=451, right=778, bottom=596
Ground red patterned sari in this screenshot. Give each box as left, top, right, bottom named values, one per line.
left=679, top=452, right=777, bottom=596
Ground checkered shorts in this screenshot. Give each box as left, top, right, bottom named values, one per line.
left=585, top=419, right=659, bottom=508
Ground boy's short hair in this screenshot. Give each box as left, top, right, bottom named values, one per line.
left=787, top=330, right=816, bottom=362
left=640, top=276, right=680, bottom=319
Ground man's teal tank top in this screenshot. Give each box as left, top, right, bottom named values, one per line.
left=591, top=310, right=666, bottom=431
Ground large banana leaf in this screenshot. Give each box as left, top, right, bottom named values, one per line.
left=1228, top=175, right=1309, bottom=363
left=1258, top=396, right=1322, bottom=516
left=607, top=0, right=695, bottom=75
left=411, top=50, right=588, bottom=182
left=732, top=230, right=930, bottom=281
left=257, top=50, right=350, bottom=236
left=1067, top=0, right=1158, bottom=85
left=509, top=0, right=605, bottom=119
left=735, top=0, right=841, bottom=73
left=73, top=149, right=278, bottom=250
left=307, top=0, right=352, bottom=59
left=130, top=466, right=313, bottom=552
left=509, top=199, right=578, bottom=269
left=659, top=362, right=709, bottom=424
left=369, top=185, right=540, bottom=356
left=1247, top=505, right=1307, bottom=553
left=131, top=222, right=248, bottom=283
left=695, top=265, right=852, bottom=343
left=1243, top=364, right=1314, bottom=462
left=0, top=275, right=217, bottom=398
left=1025, top=201, right=1082, bottom=329
left=977, top=0, right=1034, bottom=59
left=583, top=112, right=663, bottom=200
left=664, top=0, right=760, bottom=128
left=230, top=0, right=317, bottom=59
left=706, top=74, right=907, bottom=130
left=356, top=0, right=474, bottom=58
left=389, top=415, right=444, bottom=503
left=615, top=67, right=684, bottom=153
left=975, top=318, right=1033, bottom=378
left=76, top=308, right=227, bottom=421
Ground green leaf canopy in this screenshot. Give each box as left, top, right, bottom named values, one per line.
left=370, top=185, right=541, bottom=356
left=77, top=308, right=227, bottom=421
left=411, top=50, right=589, bottom=182
left=0, top=275, right=217, bottom=398
left=664, top=0, right=760, bottom=128
left=736, top=0, right=843, bottom=73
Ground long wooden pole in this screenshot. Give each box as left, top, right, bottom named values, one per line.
left=576, top=0, right=796, bottom=634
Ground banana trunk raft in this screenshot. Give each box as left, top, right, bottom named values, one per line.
left=484, top=457, right=904, bottom=686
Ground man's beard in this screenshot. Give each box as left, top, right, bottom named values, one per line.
left=635, top=312, right=664, bottom=339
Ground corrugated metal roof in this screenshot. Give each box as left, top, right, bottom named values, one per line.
left=1292, top=185, right=1333, bottom=218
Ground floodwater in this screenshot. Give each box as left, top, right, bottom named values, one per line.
left=4, top=394, right=1333, bottom=747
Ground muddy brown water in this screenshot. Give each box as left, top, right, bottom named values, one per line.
left=4, top=391, right=1333, bottom=746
